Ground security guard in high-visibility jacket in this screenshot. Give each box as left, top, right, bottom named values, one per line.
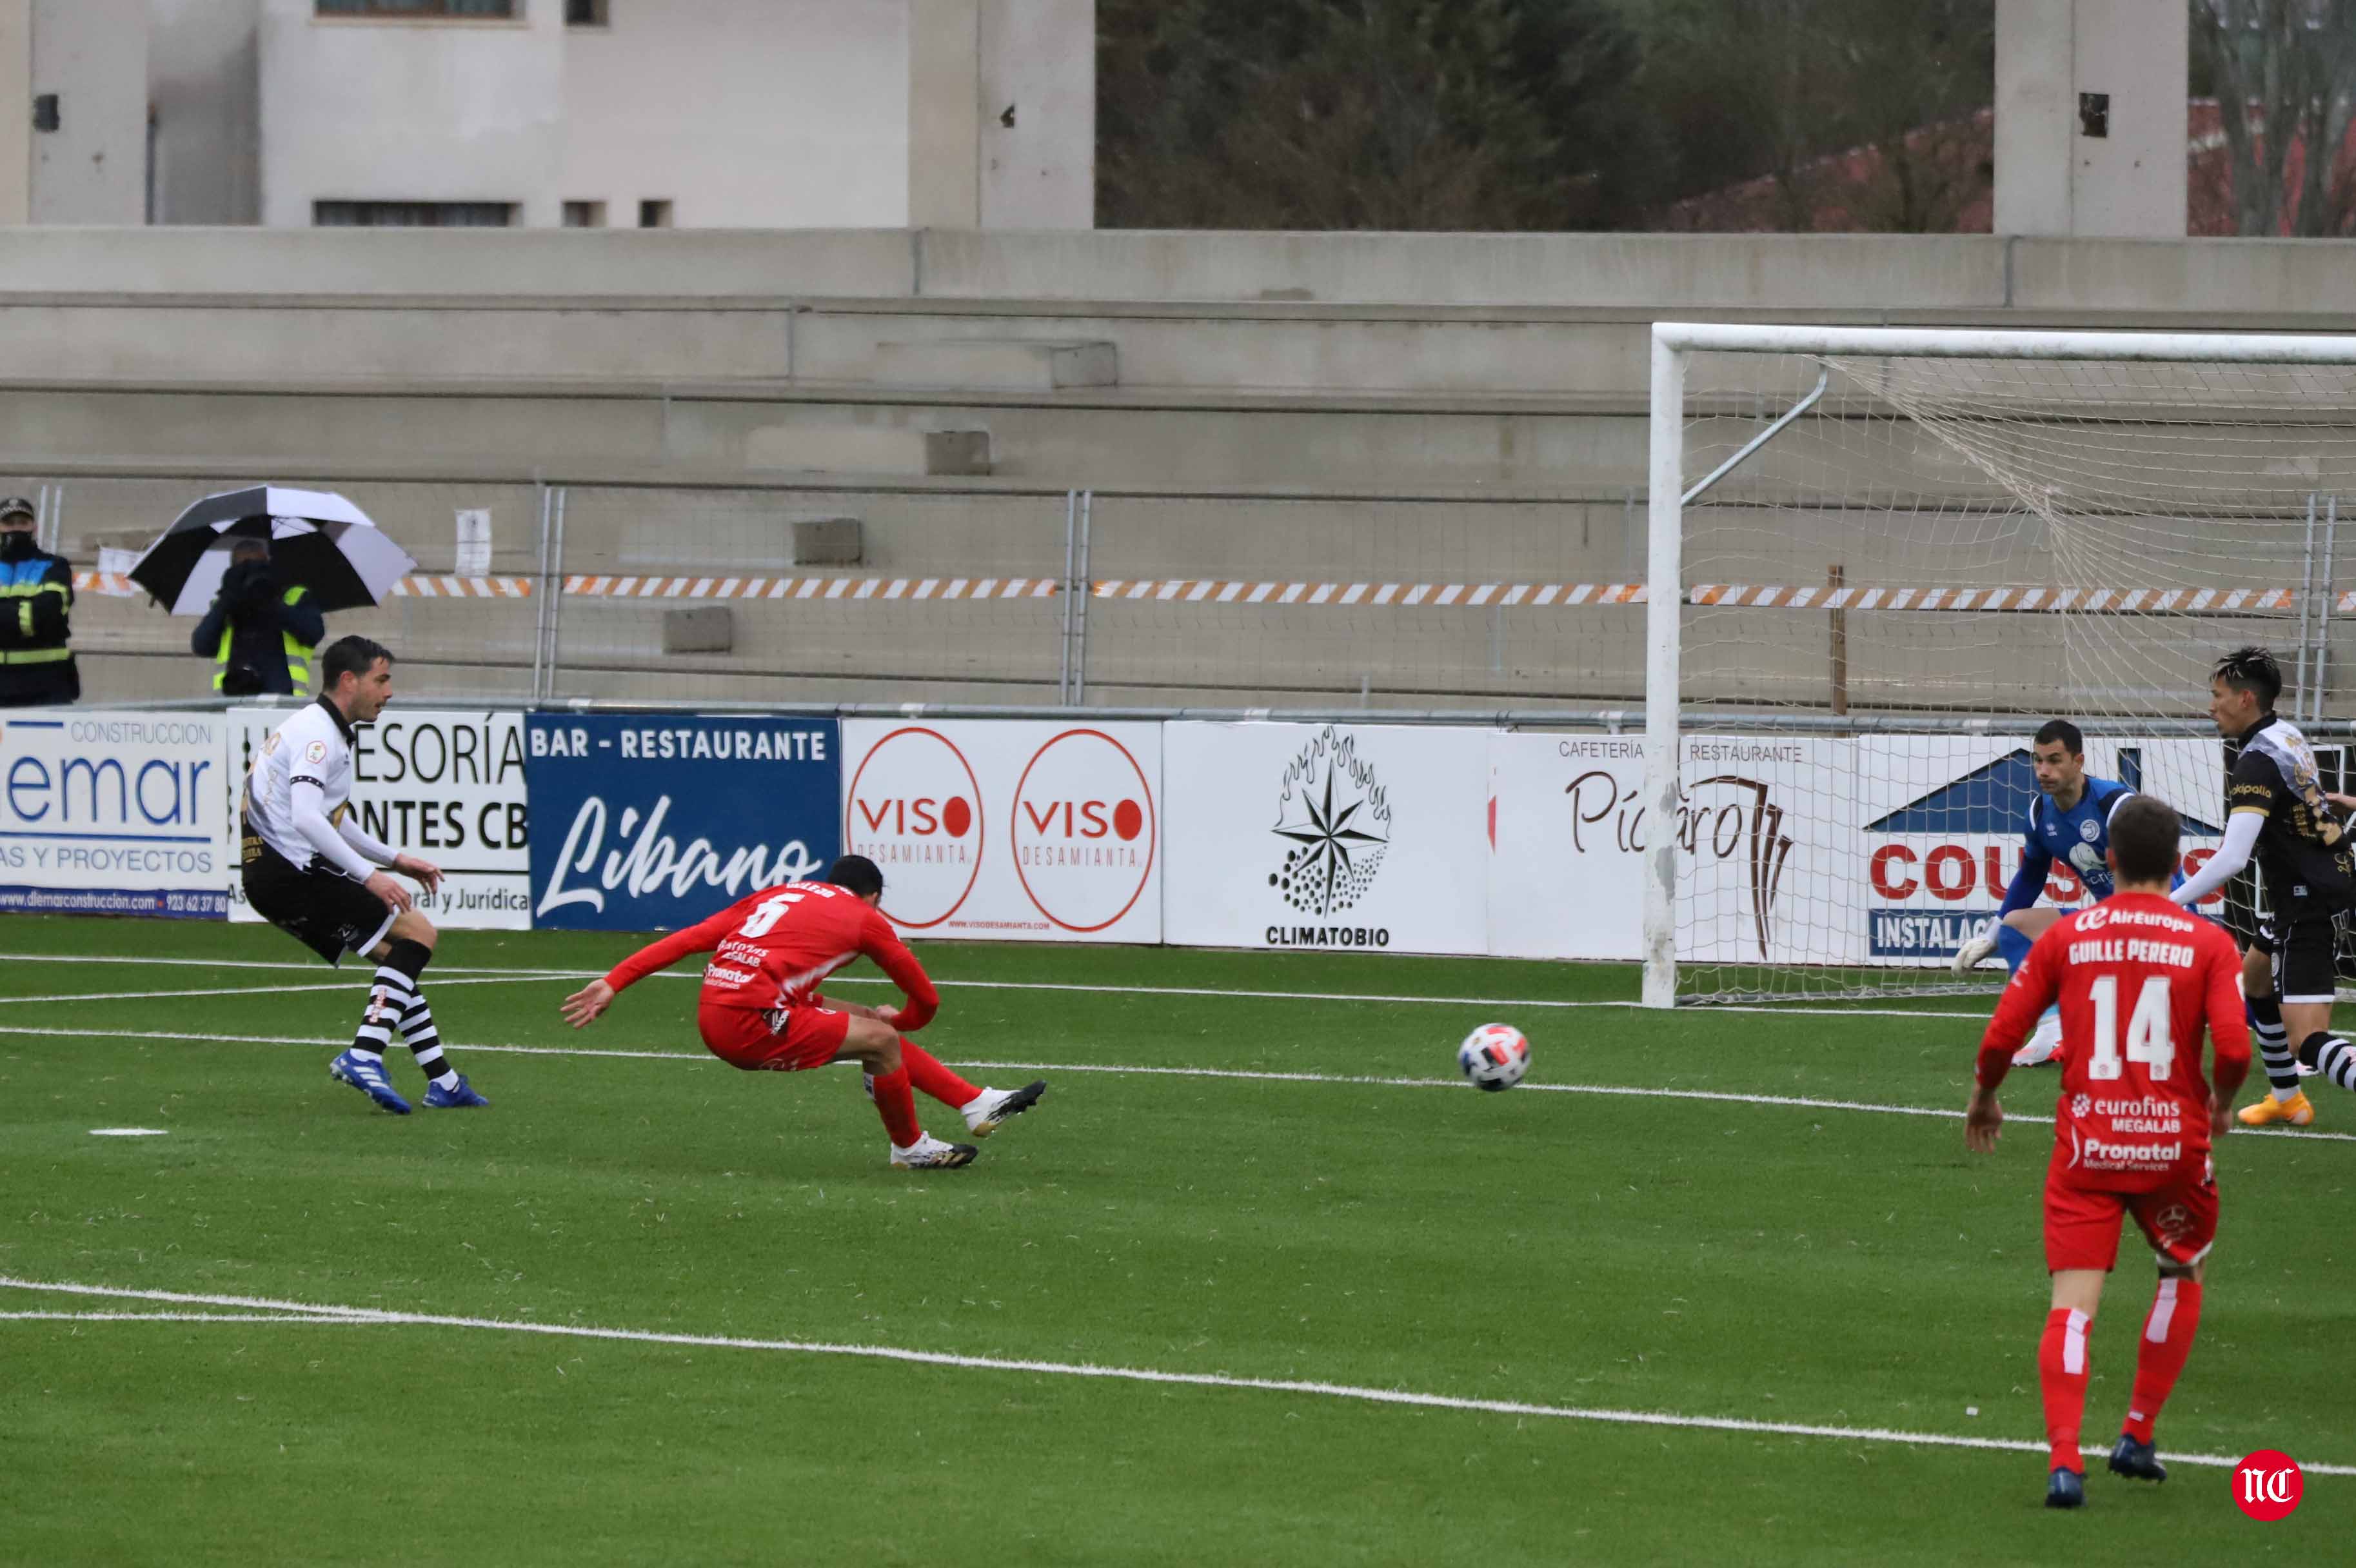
left=0, top=495, right=78, bottom=707
left=192, top=536, right=324, bottom=697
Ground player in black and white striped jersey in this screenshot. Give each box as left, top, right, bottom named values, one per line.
left=241, top=634, right=488, bottom=1114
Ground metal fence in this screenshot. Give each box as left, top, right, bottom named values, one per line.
left=28, top=469, right=2356, bottom=723
left=46, top=473, right=1633, bottom=715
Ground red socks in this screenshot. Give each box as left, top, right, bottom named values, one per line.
left=2039, top=1307, right=2092, bottom=1473
left=899, top=1039, right=980, bottom=1108
left=869, top=1042, right=978, bottom=1148
left=2124, top=1277, right=2203, bottom=1445
left=869, top=1067, right=923, bottom=1147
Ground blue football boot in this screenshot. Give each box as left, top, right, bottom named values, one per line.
left=2045, top=1468, right=2085, bottom=1510
left=424, top=1075, right=490, bottom=1109
left=330, top=1051, right=411, bottom=1115
left=2107, top=1434, right=2166, bottom=1483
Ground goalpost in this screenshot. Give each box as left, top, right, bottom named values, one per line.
left=1643, top=323, right=2356, bottom=1007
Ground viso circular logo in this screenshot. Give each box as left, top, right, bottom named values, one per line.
left=1011, top=728, right=1155, bottom=932
left=843, top=727, right=983, bottom=929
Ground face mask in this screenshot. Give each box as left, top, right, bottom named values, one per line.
left=0, top=530, right=34, bottom=561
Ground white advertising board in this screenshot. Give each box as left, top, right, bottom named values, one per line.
left=1486, top=731, right=2227, bottom=966
left=0, top=710, right=228, bottom=918
left=1487, top=731, right=1647, bottom=960
left=840, top=720, right=1162, bottom=942
left=224, top=708, right=531, bottom=929
left=1162, top=722, right=1489, bottom=955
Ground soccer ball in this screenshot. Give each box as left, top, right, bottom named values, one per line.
left=1458, top=1023, right=1530, bottom=1092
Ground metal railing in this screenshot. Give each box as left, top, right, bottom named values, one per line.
left=32, top=468, right=2356, bottom=725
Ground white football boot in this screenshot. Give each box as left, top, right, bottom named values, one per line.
left=2012, top=1007, right=2065, bottom=1067
left=889, top=1133, right=978, bottom=1169
left=962, top=1080, right=1047, bottom=1138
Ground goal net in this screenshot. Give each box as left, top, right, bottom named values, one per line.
left=1642, top=324, right=2356, bottom=1006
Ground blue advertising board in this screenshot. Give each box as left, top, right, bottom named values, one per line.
left=525, top=715, right=840, bottom=931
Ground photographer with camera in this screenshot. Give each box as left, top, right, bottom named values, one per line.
left=192, top=537, right=326, bottom=697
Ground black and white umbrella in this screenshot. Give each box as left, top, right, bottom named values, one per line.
left=132, top=486, right=417, bottom=615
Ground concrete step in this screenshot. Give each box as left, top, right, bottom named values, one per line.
left=873, top=337, right=1118, bottom=390
left=741, top=425, right=991, bottom=475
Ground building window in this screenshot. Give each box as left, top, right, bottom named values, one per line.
left=314, top=201, right=518, bottom=227
left=637, top=199, right=672, bottom=228
left=562, top=201, right=606, bottom=228
left=565, top=0, right=609, bottom=24
left=315, top=1, right=519, bottom=17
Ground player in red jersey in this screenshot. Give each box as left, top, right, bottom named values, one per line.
left=1968, top=795, right=2249, bottom=1510
left=559, top=855, right=1046, bottom=1169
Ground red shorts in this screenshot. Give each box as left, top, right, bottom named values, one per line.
left=697, top=1002, right=851, bottom=1073
left=2043, top=1162, right=2218, bottom=1273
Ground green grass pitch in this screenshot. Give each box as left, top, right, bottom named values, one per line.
left=0, top=914, right=2347, bottom=1564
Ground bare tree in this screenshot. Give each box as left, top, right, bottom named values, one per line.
left=2194, top=0, right=2356, bottom=235
left=1638, top=0, right=1992, bottom=232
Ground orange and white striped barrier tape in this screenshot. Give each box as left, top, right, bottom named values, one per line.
left=66, top=572, right=2350, bottom=613
left=387, top=576, right=533, bottom=598
left=1088, top=580, right=1649, bottom=606
left=1687, top=584, right=2304, bottom=613
left=75, top=572, right=534, bottom=599
left=559, top=574, right=1058, bottom=600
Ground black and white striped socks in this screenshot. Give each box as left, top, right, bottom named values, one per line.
left=349, top=940, right=457, bottom=1090
left=2249, top=994, right=2302, bottom=1102
left=2299, top=1033, right=2356, bottom=1095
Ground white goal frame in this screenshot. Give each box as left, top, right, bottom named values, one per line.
left=1641, top=321, right=2356, bottom=1008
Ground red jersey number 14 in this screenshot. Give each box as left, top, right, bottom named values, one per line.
left=2084, top=974, right=2173, bottom=1082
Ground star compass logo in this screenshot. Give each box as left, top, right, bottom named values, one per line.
left=1269, top=726, right=1391, bottom=916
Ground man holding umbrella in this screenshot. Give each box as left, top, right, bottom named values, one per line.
left=190, top=536, right=326, bottom=696
left=132, top=486, right=416, bottom=655
left=0, top=495, right=78, bottom=706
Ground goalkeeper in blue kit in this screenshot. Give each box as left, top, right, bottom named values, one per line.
left=1953, top=719, right=2141, bottom=1066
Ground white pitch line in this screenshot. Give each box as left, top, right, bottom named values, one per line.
left=823, top=975, right=1989, bottom=1021
left=0, top=951, right=1994, bottom=1021
left=1, top=1022, right=2348, bottom=1145
left=0, top=975, right=564, bottom=1007
left=0, top=1311, right=371, bottom=1325
left=0, top=1024, right=713, bottom=1066
left=0, top=953, right=579, bottom=978
left=0, top=1276, right=2342, bottom=1478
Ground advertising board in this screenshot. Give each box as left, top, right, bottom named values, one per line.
left=525, top=715, right=840, bottom=931
left=0, top=710, right=227, bottom=918
left=224, top=708, right=531, bottom=929
left=1162, top=722, right=1489, bottom=955
left=840, top=720, right=1162, bottom=942
left=1487, top=732, right=2226, bottom=966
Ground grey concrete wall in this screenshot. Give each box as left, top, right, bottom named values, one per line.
left=23, top=224, right=2356, bottom=714
left=149, top=0, right=260, bottom=225
left=0, top=226, right=924, bottom=295
left=907, top=0, right=981, bottom=229
left=30, top=0, right=148, bottom=224
left=0, top=0, right=28, bottom=225
left=1994, top=0, right=2188, bottom=238
left=5, top=228, right=2356, bottom=316
left=978, top=0, right=1091, bottom=229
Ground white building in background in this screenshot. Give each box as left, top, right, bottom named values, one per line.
left=6, top=0, right=1094, bottom=229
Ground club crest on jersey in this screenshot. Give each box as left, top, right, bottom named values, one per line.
left=2080, top=818, right=2101, bottom=842
left=304, top=739, right=328, bottom=764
